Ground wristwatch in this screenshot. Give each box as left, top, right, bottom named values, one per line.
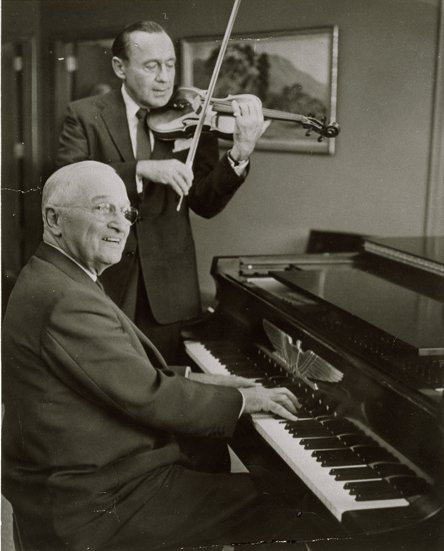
left=227, top=149, right=248, bottom=166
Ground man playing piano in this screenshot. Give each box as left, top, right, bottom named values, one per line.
left=2, top=161, right=329, bottom=551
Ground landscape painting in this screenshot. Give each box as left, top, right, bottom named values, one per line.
left=180, top=27, right=339, bottom=154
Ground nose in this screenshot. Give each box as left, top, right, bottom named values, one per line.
left=156, top=62, right=169, bottom=82
left=108, top=210, right=130, bottom=232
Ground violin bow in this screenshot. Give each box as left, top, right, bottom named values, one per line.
left=177, top=0, right=242, bottom=211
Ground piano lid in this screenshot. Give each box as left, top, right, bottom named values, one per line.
left=363, top=236, right=444, bottom=276
left=272, top=266, right=444, bottom=356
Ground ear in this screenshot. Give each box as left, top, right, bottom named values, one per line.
left=112, top=56, right=126, bottom=80
left=44, top=207, right=62, bottom=236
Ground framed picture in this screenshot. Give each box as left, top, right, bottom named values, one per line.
left=180, top=27, right=339, bottom=154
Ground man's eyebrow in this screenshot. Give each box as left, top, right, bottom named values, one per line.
left=143, top=56, right=176, bottom=63
left=91, top=195, right=112, bottom=201
left=91, top=195, right=130, bottom=205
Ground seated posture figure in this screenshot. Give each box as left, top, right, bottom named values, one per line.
left=2, top=161, right=325, bottom=551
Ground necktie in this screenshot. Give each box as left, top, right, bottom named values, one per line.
left=136, top=108, right=151, bottom=160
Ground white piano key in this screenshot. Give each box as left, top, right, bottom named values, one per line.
left=185, top=340, right=232, bottom=376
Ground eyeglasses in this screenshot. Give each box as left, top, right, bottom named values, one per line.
left=53, top=203, right=139, bottom=225
left=91, top=203, right=139, bottom=225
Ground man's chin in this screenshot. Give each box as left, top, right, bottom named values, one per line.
left=147, top=92, right=173, bottom=108
left=97, top=253, right=123, bottom=275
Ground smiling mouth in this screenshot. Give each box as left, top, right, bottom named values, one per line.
left=103, top=237, right=122, bottom=244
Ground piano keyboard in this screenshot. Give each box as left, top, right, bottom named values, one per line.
left=184, top=339, right=423, bottom=522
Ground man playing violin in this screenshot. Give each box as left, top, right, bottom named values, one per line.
left=56, top=20, right=264, bottom=362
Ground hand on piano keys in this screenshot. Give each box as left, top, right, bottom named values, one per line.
left=238, top=385, right=300, bottom=421
left=189, top=371, right=301, bottom=420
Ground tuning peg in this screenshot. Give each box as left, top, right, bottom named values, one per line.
left=305, top=130, right=312, bottom=137
left=317, top=136, right=324, bottom=143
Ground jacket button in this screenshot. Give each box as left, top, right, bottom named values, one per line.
left=126, top=251, right=135, bottom=257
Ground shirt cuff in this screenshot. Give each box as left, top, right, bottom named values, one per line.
left=136, top=174, right=144, bottom=195
left=227, top=150, right=249, bottom=176
left=238, top=389, right=246, bottom=417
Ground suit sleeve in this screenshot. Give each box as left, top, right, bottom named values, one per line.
left=41, top=287, right=242, bottom=438
left=179, top=133, right=249, bottom=218
left=56, top=104, right=140, bottom=204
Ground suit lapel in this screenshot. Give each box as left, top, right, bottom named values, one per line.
left=37, top=243, right=168, bottom=369
left=99, top=89, right=175, bottom=163
left=100, top=90, right=134, bottom=161
left=37, top=243, right=101, bottom=292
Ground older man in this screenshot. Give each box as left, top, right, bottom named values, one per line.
left=56, top=20, right=265, bottom=363
left=2, top=162, right=328, bottom=551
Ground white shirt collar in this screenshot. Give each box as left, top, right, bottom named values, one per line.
left=45, top=242, right=97, bottom=281
left=121, top=84, right=146, bottom=120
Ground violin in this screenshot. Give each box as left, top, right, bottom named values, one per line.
left=149, top=86, right=340, bottom=143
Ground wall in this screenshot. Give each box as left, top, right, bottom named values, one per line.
left=10, top=0, right=444, bottom=299
left=2, top=0, right=43, bottom=283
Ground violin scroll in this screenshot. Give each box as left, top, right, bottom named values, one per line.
left=302, top=114, right=340, bottom=142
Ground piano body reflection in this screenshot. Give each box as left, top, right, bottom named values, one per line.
left=183, top=236, right=444, bottom=550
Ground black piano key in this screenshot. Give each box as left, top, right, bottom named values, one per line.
left=339, top=433, right=375, bottom=446
left=300, top=437, right=345, bottom=450
left=285, top=420, right=322, bottom=429
left=352, top=445, right=395, bottom=463
left=215, top=351, right=247, bottom=358
left=320, top=418, right=358, bottom=433
left=262, top=376, right=291, bottom=387
left=388, top=475, right=428, bottom=496
left=345, top=480, right=393, bottom=493
left=204, top=343, right=245, bottom=355
left=298, top=398, right=324, bottom=414
left=344, top=480, right=400, bottom=500
left=354, top=490, right=401, bottom=501
left=224, top=358, right=257, bottom=367
left=285, top=420, right=331, bottom=437
left=293, top=408, right=312, bottom=419
left=372, top=462, right=414, bottom=478
left=281, top=383, right=308, bottom=398
left=330, top=466, right=381, bottom=481
left=313, top=449, right=365, bottom=467
left=290, top=426, right=332, bottom=437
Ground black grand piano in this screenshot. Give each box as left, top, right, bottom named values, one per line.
left=183, top=235, right=444, bottom=550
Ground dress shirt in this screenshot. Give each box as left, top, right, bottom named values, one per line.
left=121, top=85, right=154, bottom=195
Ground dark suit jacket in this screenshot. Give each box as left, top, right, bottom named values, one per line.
left=1, top=243, right=242, bottom=546
left=56, top=89, right=246, bottom=324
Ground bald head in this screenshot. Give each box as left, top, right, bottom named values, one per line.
left=42, top=161, right=120, bottom=214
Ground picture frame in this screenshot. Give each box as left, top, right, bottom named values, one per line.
left=180, top=26, right=339, bottom=154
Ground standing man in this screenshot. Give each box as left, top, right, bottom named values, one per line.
left=56, top=20, right=264, bottom=362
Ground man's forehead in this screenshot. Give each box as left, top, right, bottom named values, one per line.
left=127, top=31, right=175, bottom=58
left=74, top=171, right=127, bottom=201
